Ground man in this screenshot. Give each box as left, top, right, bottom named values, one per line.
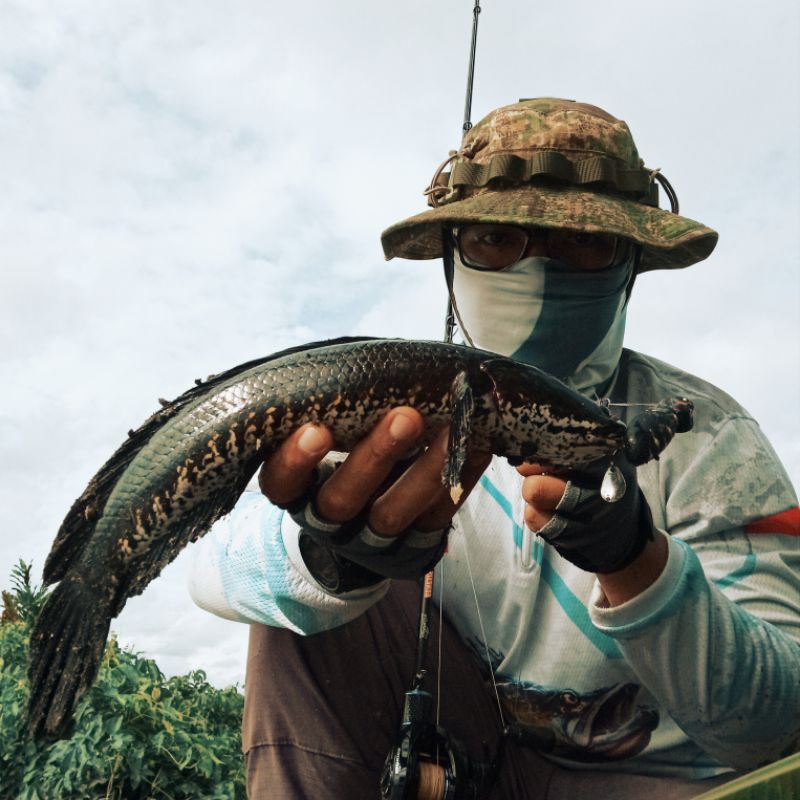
left=189, top=99, right=800, bottom=798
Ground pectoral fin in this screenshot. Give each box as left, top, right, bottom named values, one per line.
left=444, top=369, right=474, bottom=504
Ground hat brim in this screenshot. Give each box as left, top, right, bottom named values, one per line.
left=381, top=185, right=717, bottom=271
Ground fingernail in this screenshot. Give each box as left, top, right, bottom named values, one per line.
left=297, top=426, right=327, bottom=456
left=389, top=413, right=417, bottom=443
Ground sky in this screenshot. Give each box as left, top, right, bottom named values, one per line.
left=1, top=0, right=798, bottom=689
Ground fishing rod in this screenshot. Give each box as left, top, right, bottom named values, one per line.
left=443, top=0, right=481, bottom=346
left=381, top=4, right=506, bottom=798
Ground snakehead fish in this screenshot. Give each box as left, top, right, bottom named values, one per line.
left=27, top=336, right=692, bottom=739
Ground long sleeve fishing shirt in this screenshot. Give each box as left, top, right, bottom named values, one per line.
left=188, top=348, right=800, bottom=779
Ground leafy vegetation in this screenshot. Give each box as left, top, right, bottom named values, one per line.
left=0, top=561, right=246, bottom=799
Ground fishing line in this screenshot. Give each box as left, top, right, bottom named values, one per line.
left=435, top=557, right=444, bottom=770
left=604, top=401, right=666, bottom=407
left=461, top=528, right=507, bottom=728
left=436, top=556, right=444, bottom=729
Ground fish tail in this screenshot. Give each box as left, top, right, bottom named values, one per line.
left=26, top=576, right=112, bottom=739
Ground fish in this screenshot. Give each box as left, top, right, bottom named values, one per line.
left=27, top=337, right=692, bottom=738
left=498, top=680, right=659, bottom=762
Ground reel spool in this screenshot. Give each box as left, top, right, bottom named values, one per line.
left=380, top=689, right=501, bottom=800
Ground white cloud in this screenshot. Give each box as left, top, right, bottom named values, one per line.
left=114, top=552, right=249, bottom=687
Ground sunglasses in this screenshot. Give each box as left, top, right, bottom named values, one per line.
left=455, top=223, right=625, bottom=271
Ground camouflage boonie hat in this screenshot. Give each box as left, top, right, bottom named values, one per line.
left=380, top=98, right=718, bottom=271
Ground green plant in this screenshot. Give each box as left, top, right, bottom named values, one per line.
left=2, top=561, right=50, bottom=625
left=0, top=562, right=246, bottom=799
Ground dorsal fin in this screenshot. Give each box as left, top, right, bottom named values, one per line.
left=43, top=336, right=381, bottom=584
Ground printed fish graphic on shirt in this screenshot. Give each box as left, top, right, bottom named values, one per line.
left=498, top=680, right=659, bottom=762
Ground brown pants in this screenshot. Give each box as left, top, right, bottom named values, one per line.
left=242, top=582, right=734, bottom=799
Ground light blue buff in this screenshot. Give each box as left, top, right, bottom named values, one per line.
left=452, top=255, right=632, bottom=392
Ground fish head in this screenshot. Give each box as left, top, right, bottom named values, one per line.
left=478, top=357, right=627, bottom=469
left=497, top=680, right=659, bottom=762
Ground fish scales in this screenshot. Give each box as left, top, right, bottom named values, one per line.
left=26, top=337, right=691, bottom=740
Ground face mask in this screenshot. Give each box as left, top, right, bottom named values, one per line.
left=451, top=254, right=632, bottom=393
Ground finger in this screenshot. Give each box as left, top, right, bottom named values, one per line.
left=258, top=423, right=334, bottom=506
left=521, top=474, right=568, bottom=533
left=516, top=461, right=560, bottom=478
left=520, top=474, right=568, bottom=510
left=315, top=407, right=424, bottom=523
left=366, top=429, right=490, bottom=537
left=524, top=502, right=555, bottom=533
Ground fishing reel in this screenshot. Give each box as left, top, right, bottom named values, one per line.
left=380, top=688, right=502, bottom=800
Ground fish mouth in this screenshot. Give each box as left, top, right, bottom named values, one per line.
left=558, top=683, right=658, bottom=760
left=587, top=682, right=639, bottom=735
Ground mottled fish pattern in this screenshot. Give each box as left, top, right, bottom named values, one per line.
left=27, top=337, right=691, bottom=739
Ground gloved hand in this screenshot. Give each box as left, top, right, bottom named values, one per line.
left=260, top=408, right=491, bottom=593
left=519, top=454, right=654, bottom=574
left=280, top=456, right=450, bottom=591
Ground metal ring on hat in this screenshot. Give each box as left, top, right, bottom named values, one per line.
left=423, top=152, right=458, bottom=208
left=649, top=169, right=680, bottom=214
left=423, top=144, right=478, bottom=208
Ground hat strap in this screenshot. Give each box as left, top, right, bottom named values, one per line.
left=442, top=228, right=476, bottom=347
left=449, top=151, right=654, bottom=198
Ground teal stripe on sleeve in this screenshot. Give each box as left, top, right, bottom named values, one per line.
left=713, top=553, right=757, bottom=590
left=260, top=502, right=342, bottom=632
left=216, top=493, right=337, bottom=634
left=478, top=474, right=622, bottom=659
